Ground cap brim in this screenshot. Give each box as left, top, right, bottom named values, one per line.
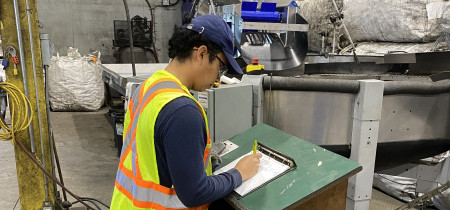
left=224, top=51, right=243, bottom=74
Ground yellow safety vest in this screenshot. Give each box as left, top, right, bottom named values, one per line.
left=111, top=70, right=212, bottom=210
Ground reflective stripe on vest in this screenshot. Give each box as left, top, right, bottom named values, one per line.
left=116, top=169, right=187, bottom=208
left=111, top=70, right=212, bottom=210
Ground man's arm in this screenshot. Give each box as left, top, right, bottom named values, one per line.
left=161, top=99, right=242, bottom=207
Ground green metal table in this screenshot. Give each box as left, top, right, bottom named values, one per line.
left=218, top=124, right=362, bottom=210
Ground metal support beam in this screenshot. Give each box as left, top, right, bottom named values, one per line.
left=346, top=80, right=384, bottom=210
left=0, top=0, right=54, bottom=209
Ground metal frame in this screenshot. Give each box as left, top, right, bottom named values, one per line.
left=346, top=80, right=384, bottom=210
left=242, top=22, right=308, bottom=31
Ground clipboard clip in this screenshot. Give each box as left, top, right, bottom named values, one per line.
left=257, top=143, right=296, bottom=168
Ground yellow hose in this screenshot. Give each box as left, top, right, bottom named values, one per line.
left=0, top=82, right=33, bottom=142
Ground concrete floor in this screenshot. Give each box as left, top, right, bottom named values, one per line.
left=0, top=140, right=21, bottom=209
left=0, top=108, right=119, bottom=209
left=0, top=108, right=420, bottom=209
left=48, top=108, right=119, bottom=209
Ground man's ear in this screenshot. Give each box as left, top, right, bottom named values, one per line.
left=196, top=45, right=208, bottom=61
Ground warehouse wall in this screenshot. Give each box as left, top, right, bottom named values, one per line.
left=37, top=0, right=182, bottom=63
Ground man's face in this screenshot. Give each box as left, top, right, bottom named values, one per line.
left=192, top=48, right=227, bottom=92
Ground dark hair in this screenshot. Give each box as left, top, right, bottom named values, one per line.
left=168, top=26, right=222, bottom=63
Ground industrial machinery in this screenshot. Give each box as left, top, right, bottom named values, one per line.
left=113, top=15, right=153, bottom=63
left=237, top=1, right=308, bottom=71
left=184, top=0, right=309, bottom=72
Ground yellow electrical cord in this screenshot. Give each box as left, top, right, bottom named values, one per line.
left=0, top=22, right=33, bottom=142
left=0, top=82, right=33, bottom=142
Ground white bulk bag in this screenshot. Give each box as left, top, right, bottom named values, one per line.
left=48, top=48, right=104, bottom=111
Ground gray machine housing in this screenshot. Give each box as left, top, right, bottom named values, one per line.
left=192, top=83, right=253, bottom=143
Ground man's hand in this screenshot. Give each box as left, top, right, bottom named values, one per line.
left=234, top=153, right=262, bottom=181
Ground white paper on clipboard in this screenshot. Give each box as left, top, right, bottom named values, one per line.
left=213, top=151, right=290, bottom=197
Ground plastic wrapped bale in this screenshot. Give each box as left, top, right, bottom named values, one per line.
left=342, top=0, right=450, bottom=42
left=298, top=0, right=450, bottom=53
left=48, top=48, right=104, bottom=111
left=374, top=152, right=450, bottom=209
left=373, top=173, right=417, bottom=202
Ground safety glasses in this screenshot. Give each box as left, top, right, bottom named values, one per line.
left=213, top=54, right=228, bottom=78
left=193, top=48, right=228, bottom=78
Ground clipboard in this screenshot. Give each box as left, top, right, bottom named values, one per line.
left=214, top=142, right=296, bottom=199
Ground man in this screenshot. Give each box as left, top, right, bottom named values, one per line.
left=111, top=15, right=262, bottom=209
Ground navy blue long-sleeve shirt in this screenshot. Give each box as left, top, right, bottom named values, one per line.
left=154, top=96, right=242, bottom=207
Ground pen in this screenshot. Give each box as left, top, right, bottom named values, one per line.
left=253, top=140, right=257, bottom=154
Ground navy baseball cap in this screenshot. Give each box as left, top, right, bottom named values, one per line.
left=184, top=15, right=243, bottom=74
